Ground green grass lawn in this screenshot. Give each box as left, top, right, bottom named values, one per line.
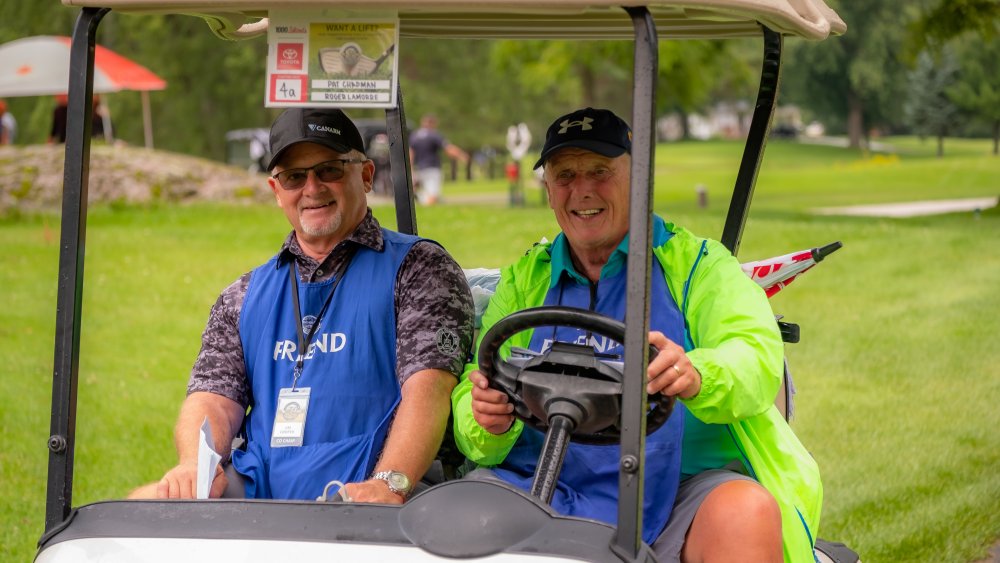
left=2, top=137, right=998, bottom=562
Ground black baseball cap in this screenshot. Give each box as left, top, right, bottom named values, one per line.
left=267, top=108, right=366, bottom=171
left=533, top=107, right=632, bottom=169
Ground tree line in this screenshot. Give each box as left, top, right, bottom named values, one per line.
left=1, top=0, right=996, bottom=160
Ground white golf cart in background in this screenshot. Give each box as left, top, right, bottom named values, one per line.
left=36, top=1, right=858, bottom=562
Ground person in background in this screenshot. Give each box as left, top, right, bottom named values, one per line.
left=368, top=131, right=393, bottom=195
left=91, top=94, right=111, bottom=142
left=48, top=94, right=111, bottom=143
left=408, top=114, right=469, bottom=205
left=0, top=99, right=17, bottom=145
left=48, top=94, right=69, bottom=144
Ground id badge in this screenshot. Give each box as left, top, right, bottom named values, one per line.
left=271, top=387, right=310, bottom=448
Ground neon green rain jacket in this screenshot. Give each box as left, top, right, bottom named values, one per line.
left=452, top=220, right=822, bottom=563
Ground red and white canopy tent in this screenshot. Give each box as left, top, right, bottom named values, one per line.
left=0, top=35, right=166, bottom=148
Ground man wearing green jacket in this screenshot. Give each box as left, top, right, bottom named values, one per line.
left=452, top=107, right=822, bottom=562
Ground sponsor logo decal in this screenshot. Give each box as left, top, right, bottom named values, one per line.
left=280, top=401, right=303, bottom=420
left=436, top=328, right=460, bottom=357
left=276, top=43, right=303, bottom=70
left=308, top=123, right=342, bottom=136
left=302, top=315, right=319, bottom=334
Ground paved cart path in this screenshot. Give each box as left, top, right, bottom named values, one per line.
left=813, top=197, right=999, bottom=218
left=974, top=540, right=1000, bottom=563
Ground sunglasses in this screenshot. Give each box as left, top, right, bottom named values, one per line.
left=272, top=158, right=366, bottom=190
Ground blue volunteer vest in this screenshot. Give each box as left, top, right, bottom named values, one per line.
left=493, top=250, right=686, bottom=544
left=231, top=230, right=419, bottom=499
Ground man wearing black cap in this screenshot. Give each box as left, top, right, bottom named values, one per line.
left=131, top=108, right=473, bottom=504
left=452, top=108, right=821, bottom=562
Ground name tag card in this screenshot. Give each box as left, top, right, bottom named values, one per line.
left=266, top=10, right=399, bottom=108
left=271, top=387, right=311, bottom=447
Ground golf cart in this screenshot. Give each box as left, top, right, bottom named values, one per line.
left=36, top=1, right=854, bottom=562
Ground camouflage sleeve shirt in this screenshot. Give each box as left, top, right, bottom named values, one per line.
left=187, top=210, right=474, bottom=409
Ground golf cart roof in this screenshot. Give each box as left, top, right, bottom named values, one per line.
left=61, top=0, right=845, bottom=40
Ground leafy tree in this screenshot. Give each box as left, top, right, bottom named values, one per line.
left=489, top=37, right=757, bottom=140
left=782, top=0, right=925, bottom=148
left=99, top=14, right=271, bottom=158
left=947, top=35, right=1000, bottom=154
left=398, top=38, right=569, bottom=154
left=903, top=2, right=999, bottom=152
left=907, top=0, right=1000, bottom=53
left=489, top=40, right=633, bottom=122
left=903, top=50, right=960, bottom=157
left=657, top=38, right=758, bottom=138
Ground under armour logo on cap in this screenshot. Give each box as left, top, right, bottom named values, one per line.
left=558, top=117, right=594, bottom=134
left=534, top=108, right=631, bottom=169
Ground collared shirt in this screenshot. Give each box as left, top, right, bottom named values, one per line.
left=187, top=209, right=474, bottom=409
left=548, top=214, right=670, bottom=287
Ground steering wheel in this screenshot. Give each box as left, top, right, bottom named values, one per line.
left=477, top=306, right=674, bottom=445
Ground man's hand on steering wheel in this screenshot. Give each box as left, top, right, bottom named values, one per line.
left=646, top=331, right=701, bottom=400
left=470, top=370, right=516, bottom=435
left=470, top=324, right=699, bottom=437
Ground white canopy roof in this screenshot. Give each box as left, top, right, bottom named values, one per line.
left=61, top=0, right=845, bottom=40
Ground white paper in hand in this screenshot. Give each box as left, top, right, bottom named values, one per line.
left=197, top=416, right=223, bottom=499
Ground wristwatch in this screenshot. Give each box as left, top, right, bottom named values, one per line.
left=372, top=470, right=413, bottom=498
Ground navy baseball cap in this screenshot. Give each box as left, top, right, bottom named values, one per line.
left=533, top=107, right=632, bottom=169
left=267, top=108, right=366, bottom=171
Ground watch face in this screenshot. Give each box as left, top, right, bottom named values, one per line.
left=388, top=472, right=411, bottom=492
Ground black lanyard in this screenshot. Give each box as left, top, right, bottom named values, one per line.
left=288, top=246, right=357, bottom=389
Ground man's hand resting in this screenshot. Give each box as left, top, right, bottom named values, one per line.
left=343, top=479, right=406, bottom=504
left=156, top=461, right=227, bottom=499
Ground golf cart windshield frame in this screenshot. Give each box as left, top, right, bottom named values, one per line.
left=45, top=2, right=837, bottom=559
